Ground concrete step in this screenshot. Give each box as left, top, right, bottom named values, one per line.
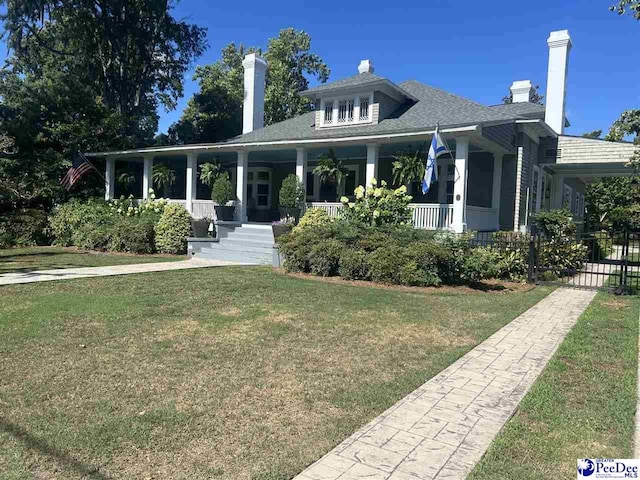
left=225, top=230, right=274, bottom=241
left=194, top=248, right=270, bottom=265
left=220, top=237, right=274, bottom=249
left=202, top=243, right=272, bottom=255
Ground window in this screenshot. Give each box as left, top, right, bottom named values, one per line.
left=359, top=97, right=370, bottom=120
left=324, top=101, right=333, bottom=124
left=319, top=94, right=373, bottom=127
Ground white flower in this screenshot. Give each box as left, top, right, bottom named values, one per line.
left=374, top=188, right=382, bottom=198
left=370, top=177, right=377, bottom=186
left=373, top=209, right=380, bottom=218
left=340, top=196, right=349, bottom=204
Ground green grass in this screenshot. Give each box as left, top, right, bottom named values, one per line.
left=0, top=267, right=552, bottom=479
left=469, top=293, right=639, bottom=480
left=0, top=246, right=182, bottom=274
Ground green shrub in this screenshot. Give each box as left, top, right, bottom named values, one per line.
left=533, top=209, right=576, bottom=239
left=357, top=231, right=397, bottom=252
left=108, top=217, right=155, bottom=254
left=211, top=172, right=234, bottom=205
left=461, top=247, right=500, bottom=283
left=367, top=246, right=407, bottom=284
left=72, top=221, right=113, bottom=251
left=405, top=241, right=444, bottom=286
left=49, top=199, right=111, bottom=246
left=495, top=249, right=528, bottom=281
left=538, top=239, right=588, bottom=277
left=0, top=209, right=49, bottom=247
left=155, top=203, right=192, bottom=254
left=277, top=224, right=335, bottom=273
left=293, top=208, right=332, bottom=233
left=339, top=249, right=370, bottom=280
left=308, top=239, right=343, bottom=276
left=279, top=174, right=305, bottom=209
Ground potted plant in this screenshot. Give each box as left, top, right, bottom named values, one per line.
left=278, top=174, right=305, bottom=222
left=211, top=172, right=235, bottom=221
left=199, top=161, right=223, bottom=189
left=191, top=216, right=213, bottom=237
left=272, top=218, right=294, bottom=239
left=152, top=164, right=176, bottom=197
left=313, top=149, right=348, bottom=185
left=392, top=149, right=426, bottom=186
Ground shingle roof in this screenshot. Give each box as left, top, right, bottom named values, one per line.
left=222, top=80, right=532, bottom=145
left=489, top=102, right=545, bottom=118
left=301, top=72, right=385, bottom=95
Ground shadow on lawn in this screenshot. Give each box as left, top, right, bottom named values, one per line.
left=0, top=417, right=109, bottom=479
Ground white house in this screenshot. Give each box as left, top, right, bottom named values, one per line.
left=89, top=29, right=636, bottom=238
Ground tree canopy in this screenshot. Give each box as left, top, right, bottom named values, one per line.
left=611, top=0, right=640, bottom=19
left=0, top=0, right=207, bottom=205
left=167, top=28, right=330, bottom=145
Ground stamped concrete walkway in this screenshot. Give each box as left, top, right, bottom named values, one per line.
left=296, top=288, right=596, bottom=480
left=0, top=257, right=241, bottom=286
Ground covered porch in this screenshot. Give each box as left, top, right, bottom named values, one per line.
left=102, top=132, right=507, bottom=233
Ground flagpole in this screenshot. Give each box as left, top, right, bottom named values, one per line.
left=79, top=151, right=106, bottom=182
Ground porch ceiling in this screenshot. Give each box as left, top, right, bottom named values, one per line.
left=540, top=161, right=634, bottom=178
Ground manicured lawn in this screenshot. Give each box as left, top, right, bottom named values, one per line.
left=0, top=267, right=552, bottom=479
left=0, top=246, right=182, bottom=274
left=469, top=292, right=639, bottom=480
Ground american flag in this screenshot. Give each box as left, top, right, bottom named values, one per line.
left=61, top=152, right=95, bottom=190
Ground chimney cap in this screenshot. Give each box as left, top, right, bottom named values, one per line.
left=358, top=59, right=374, bottom=74
left=510, top=80, right=533, bottom=103
left=547, top=30, right=572, bottom=48
left=242, top=53, right=268, bottom=69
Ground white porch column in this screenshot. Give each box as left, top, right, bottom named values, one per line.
left=491, top=154, right=503, bottom=230
left=236, top=151, right=249, bottom=222
left=366, top=143, right=379, bottom=185
left=551, top=174, right=565, bottom=210
left=296, top=147, right=307, bottom=192
left=105, top=157, right=115, bottom=200
left=185, top=153, right=197, bottom=214
left=452, top=137, right=469, bottom=233
left=142, top=155, right=153, bottom=199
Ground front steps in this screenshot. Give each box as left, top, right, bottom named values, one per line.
left=189, top=224, right=274, bottom=265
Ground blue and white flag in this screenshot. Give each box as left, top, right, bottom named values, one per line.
left=422, top=127, right=450, bottom=194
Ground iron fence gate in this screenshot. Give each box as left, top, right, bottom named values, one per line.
left=532, top=228, right=640, bottom=294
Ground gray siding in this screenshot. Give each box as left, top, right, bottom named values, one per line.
left=373, top=91, right=402, bottom=121
left=516, top=133, right=538, bottom=230
left=482, top=123, right=516, bottom=153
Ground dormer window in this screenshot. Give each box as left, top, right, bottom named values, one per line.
left=318, top=93, right=374, bottom=128
left=359, top=97, right=370, bottom=121
left=324, top=101, right=333, bottom=124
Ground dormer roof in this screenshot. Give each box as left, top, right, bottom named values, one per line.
left=300, top=72, right=418, bottom=103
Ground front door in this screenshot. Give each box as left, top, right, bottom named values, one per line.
left=246, top=168, right=272, bottom=222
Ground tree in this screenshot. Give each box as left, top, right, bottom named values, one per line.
left=582, top=130, right=603, bottom=138
left=168, top=28, right=329, bottom=144
left=0, top=0, right=206, bottom=207
left=611, top=0, right=640, bottom=19
left=585, top=177, right=639, bottom=229
left=604, top=110, right=640, bottom=170
left=502, top=84, right=544, bottom=105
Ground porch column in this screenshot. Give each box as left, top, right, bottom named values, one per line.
left=452, top=137, right=469, bottom=233
left=185, top=153, right=197, bottom=214
left=491, top=154, right=503, bottom=230
left=105, top=157, right=115, bottom=200
left=366, top=143, right=379, bottom=185
left=142, top=155, right=153, bottom=199
left=296, top=147, right=307, bottom=192
left=236, top=151, right=249, bottom=222
left=551, top=174, right=565, bottom=209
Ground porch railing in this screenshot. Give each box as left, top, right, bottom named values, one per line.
left=192, top=200, right=216, bottom=219
left=305, top=202, right=454, bottom=230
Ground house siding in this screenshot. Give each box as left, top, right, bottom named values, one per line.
left=467, top=152, right=494, bottom=208
left=482, top=123, right=516, bottom=153
left=373, top=91, right=401, bottom=121
left=539, top=135, right=636, bottom=165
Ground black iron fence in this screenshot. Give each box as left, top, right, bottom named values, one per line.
left=466, top=228, right=639, bottom=294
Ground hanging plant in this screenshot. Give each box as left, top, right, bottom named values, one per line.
left=199, top=161, right=223, bottom=188
left=392, top=149, right=426, bottom=186
left=152, top=164, right=176, bottom=191
left=116, top=170, right=136, bottom=189
left=313, top=149, right=348, bottom=185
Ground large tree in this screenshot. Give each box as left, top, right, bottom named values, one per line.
left=0, top=0, right=207, bottom=205
left=611, top=0, right=640, bottom=19
left=604, top=110, right=640, bottom=170
left=168, top=28, right=330, bottom=145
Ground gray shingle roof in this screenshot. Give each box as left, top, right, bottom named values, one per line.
left=301, top=72, right=385, bottom=95
left=222, top=80, right=532, bottom=145
left=489, top=102, right=545, bottom=119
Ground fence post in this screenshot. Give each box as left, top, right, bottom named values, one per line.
left=528, top=225, right=537, bottom=284
left=622, top=227, right=630, bottom=295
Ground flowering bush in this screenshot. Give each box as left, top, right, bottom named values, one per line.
left=109, top=189, right=168, bottom=217
left=340, top=179, right=413, bottom=227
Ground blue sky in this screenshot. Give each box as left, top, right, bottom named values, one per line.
left=4, top=0, right=638, bottom=136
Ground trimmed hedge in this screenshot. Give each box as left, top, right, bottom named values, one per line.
left=155, top=203, right=192, bottom=254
